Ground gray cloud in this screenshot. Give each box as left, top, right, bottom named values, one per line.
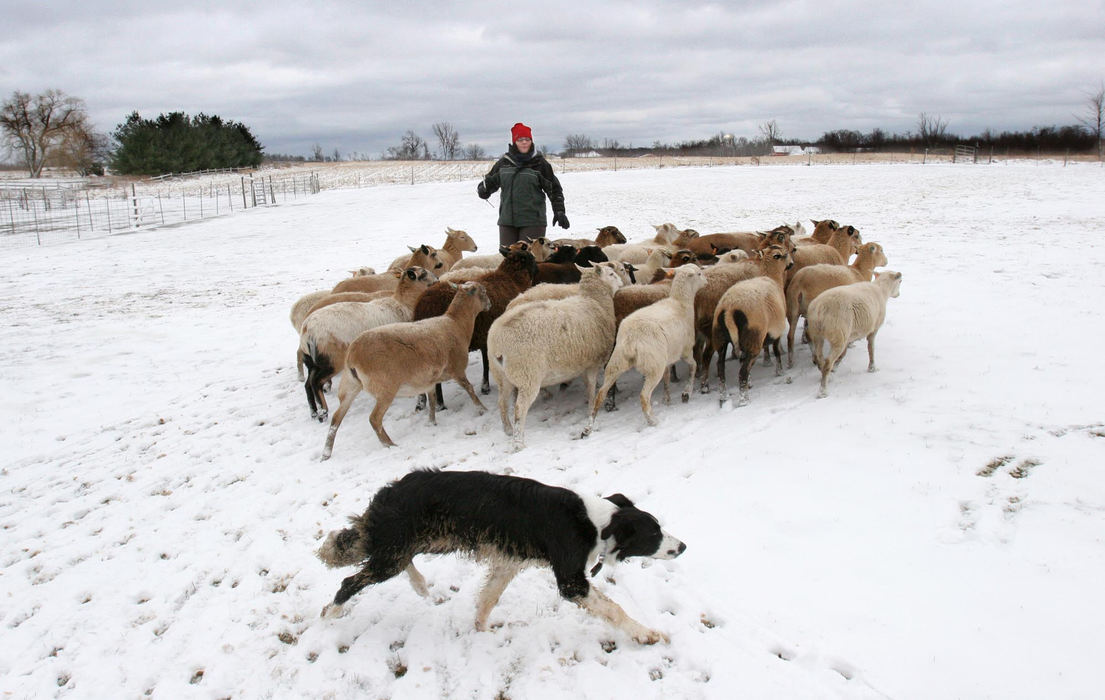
left=2, top=0, right=1102, bottom=158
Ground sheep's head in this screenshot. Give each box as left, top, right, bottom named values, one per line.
left=403, top=266, right=439, bottom=287
left=874, top=270, right=903, bottom=298
left=672, top=263, right=707, bottom=294
left=458, top=282, right=492, bottom=312
left=501, top=248, right=538, bottom=282
left=762, top=245, right=793, bottom=271
left=579, top=262, right=625, bottom=294
left=446, top=227, right=478, bottom=252
left=862, top=242, right=888, bottom=268
left=652, top=223, right=681, bottom=244
left=409, top=244, right=445, bottom=270
left=597, top=225, right=627, bottom=245
left=670, top=249, right=696, bottom=267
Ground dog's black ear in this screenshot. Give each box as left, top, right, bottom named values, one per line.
left=604, top=493, right=634, bottom=509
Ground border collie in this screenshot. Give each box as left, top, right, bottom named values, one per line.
left=317, top=469, right=686, bottom=644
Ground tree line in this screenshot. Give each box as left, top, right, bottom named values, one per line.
left=3, top=86, right=1103, bottom=178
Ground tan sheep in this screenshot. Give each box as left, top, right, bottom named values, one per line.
left=785, top=241, right=888, bottom=367
left=387, top=227, right=477, bottom=272
left=787, top=225, right=863, bottom=282
left=332, top=245, right=445, bottom=294
left=300, top=267, right=438, bottom=421
left=807, top=271, right=903, bottom=398
left=320, top=282, right=492, bottom=457
left=450, top=237, right=558, bottom=271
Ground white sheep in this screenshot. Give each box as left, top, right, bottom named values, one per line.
left=332, top=245, right=444, bottom=294
left=602, top=224, right=698, bottom=264
left=320, top=282, right=492, bottom=458
left=785, top=241, right=888, bottom=367
left=806, top=271, right=903, bottom=398
left=486, top=262, right=625, bottom=450
left=300, top=266, right=438, bottom=421
left=583, top=264, right=707, bottom=434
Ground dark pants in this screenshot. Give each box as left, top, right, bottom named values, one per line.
left=499, top=225, right=547, bottom=247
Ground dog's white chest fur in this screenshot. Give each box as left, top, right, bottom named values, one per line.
left=582, top=496, right=617, bottom=571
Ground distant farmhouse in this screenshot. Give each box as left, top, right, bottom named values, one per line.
left=773, top=145, right=821, bottom=156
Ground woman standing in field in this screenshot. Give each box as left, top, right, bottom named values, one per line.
left=477, top=122, right=569, bottom=246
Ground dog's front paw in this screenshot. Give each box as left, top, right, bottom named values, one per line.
left=633, top=629, right=669, bottom=645
left=321, top=603, right=345, bottom=619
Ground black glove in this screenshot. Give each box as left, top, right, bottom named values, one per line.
left=553, top=211, right=570, bottom=229
left=477, top=182, right=490, bottom=200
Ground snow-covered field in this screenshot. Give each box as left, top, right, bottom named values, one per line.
left=2, top=162, right=1103, bottom=698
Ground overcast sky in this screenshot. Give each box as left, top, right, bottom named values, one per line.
left=2, top=1, right=1103, bottom=158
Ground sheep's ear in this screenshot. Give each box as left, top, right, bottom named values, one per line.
left=389, top=268, right=403, bottom=279
left=625, top=263, right=638, bottom=272
left=498, top=245, right=510, bottom=256
left=575, top=263, right=590, bottom=274
left=446, top=227, right=456, bottom=234
left=408, top=245, right=418, bottom=253
left=420, top=244, right=431, bottom=254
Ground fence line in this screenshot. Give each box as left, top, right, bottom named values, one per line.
left=1, top=172, right=319, bottom=248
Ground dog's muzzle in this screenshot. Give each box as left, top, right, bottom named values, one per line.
left=657, top=533, right=687, bottom=559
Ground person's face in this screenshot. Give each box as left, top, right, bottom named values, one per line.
left=515, top=137, right=532, bottom=153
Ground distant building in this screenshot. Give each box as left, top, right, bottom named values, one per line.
left=773, top=145, right=821, bottom=156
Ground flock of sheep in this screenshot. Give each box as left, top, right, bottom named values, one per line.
left=289, top=219, right=902, bottom=456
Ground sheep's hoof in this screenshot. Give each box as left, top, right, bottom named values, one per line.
left=699, top=384, right=710, bottom=395
left=580, top=426, right=593, bottom=438
left=736, top=394, right=750, bottom=407
left=868, top=365, right=878, bottom=373
left=480, top=385, right=491, bottom=395
left=415, top=395, right=427, bottom=412
left=681, top=392, right=690, bottom=403
left=603, top=397, right=617, bottom=412
left=315, top=411, right=328, bottom=423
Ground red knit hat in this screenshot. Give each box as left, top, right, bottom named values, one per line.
left=511, top=122, right=532, bottom=143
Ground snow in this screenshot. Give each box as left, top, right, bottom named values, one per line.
left=2, top=161, right=1104, bottom=699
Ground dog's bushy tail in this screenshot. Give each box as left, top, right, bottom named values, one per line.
left=316, top=514, right=370, bottom=568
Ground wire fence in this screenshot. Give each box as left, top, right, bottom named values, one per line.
left=0, top=172, right=320, bottom=248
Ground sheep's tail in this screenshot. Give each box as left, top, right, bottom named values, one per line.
left=316, top=513, right=370, bottom=568
left=305, top=336, right=320, bottom=365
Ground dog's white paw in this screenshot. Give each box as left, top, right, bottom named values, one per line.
left=321, top=603, right=345, bottom=619
left=633, top=628, right=669, bottom=645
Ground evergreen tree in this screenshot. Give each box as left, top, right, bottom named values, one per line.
left=110, top=111, right=263, bottom=175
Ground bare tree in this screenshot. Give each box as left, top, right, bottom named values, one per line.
left=331, top=148, right=341, bottom=162
left=432, top=122, right=461, bottom=160
left=917, top=112, right=949, bottom=148
left=462, top=143, right=487, bottom=160
left=1076, top=81, right=1105, bottom=161
left=311, top=143, right=324, bottom=161
left=758, top=119, right=782, bottom=146
left=385, top=130, right=431, bottom=160
left=1, top=89, right=91, bottom=177
left=55, top=128, right=110, bottom=175
left=563, top=133, right=593, bottom=155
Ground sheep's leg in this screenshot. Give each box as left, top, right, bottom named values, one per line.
left=640, top=369, right=664, bottom=426
left=480, top=347, right=491, bottom=395
left=715, top=337, right=730, bottom=402
left=866, top=331, right=878, bottom=372
left=669, top=365, right=679, bottom=382
left=511, top=383, right=541, bottom=451
left=368, top=389, right=399, bottom=447
left=603, top=382, right=619, bottom=412
left=817, top=342, right=846, bottom=398
left=321, top=372, right=362, bottom=461
left=426, top=390, right=437, bottom=426
left=474, top=559, right=522, bottom=631
left=661, top=367, right=671, bottom=405
left=681, top=350, right=697, bottom=403
left=296, top=350, right=306, bottom=382
left=586, top=366, right=625, bottom=437
left=737, top=338, right=762, bottom=406
left=771, top=337, right=784, bottom=376
left=786, top=312, right=798, bottom=369
left=435, top=383, right=446, bottom=410
left=491, top=365, right=514, bottom=436
left=453, top=372, right=487, bottom=415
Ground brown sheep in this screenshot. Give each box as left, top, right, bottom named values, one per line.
left=387, top=227, right=478, bottom=272
left=321, top=282, right=492, bottom=456
left=710, top=245, right=792, bottom=406
left=331, top=245, right=446, bottom=294
left=412, top=247, right=539, bottom=406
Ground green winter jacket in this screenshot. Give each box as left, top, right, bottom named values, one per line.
left=477, top=146, right=565, bottom=227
